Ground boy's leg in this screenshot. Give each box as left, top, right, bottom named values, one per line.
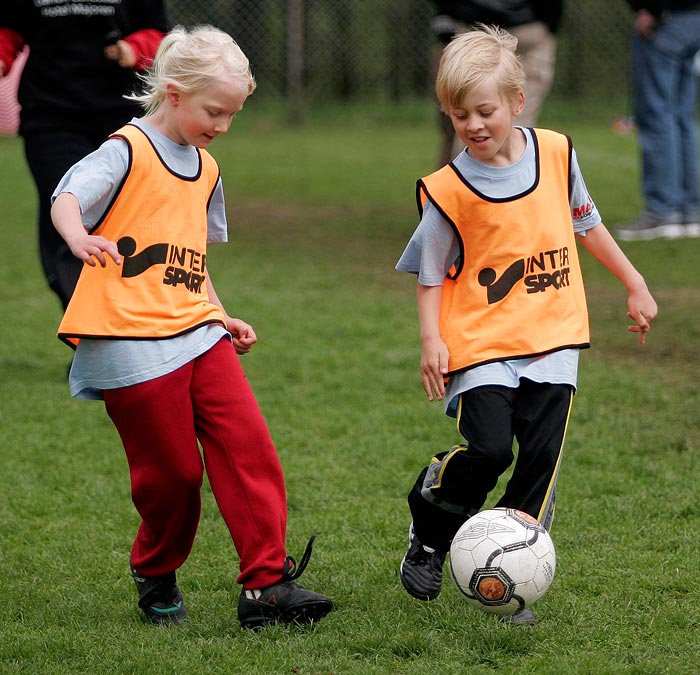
left=410, top=385, right=517, bottom=551
left=189, top=338, right=288, bottom=590
left=494, top=379, right=574, bottom=531
left=407, top=453, right=474, bottom=552
left=103, top=363, right=205, bottom=576
left=401, top=385, right=516, bottom=600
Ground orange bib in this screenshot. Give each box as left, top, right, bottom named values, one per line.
left=417, top=129, right=590, bottom=375
left=58, top=124, right=225, bottom=348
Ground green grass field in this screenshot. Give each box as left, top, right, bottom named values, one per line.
left=1, top=100, right=699, bottom=674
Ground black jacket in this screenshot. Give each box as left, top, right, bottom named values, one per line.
left=0, top=0, right=171, bottom=137
left=432, top=1, right=565, bottom=33
left=626, top=0, right=700, bottom=16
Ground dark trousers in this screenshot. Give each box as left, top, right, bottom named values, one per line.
left=23, top=128, right=113, bottom=310
left=408, top=379, right=574, bottom=551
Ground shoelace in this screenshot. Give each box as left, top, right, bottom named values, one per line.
left=281, top=535, right=316, bottom=581
left=412, top=542, right=445, bottom=568
left=414, top=547, right=435, bottom=567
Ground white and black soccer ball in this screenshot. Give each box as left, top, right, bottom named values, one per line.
left=449, top=507, right=556, bottom=616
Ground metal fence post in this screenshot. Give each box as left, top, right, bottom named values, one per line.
left=287, top=0, right=304, bottom=125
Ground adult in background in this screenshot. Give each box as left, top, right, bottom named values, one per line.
left=0, top=0, right=171, bottom=311
left=431, top=0, right=564, bottom=166
left=617, top=1, right=700, bottom=241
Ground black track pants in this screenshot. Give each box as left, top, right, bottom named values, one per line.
left=408, top=379, right=574, bottom=550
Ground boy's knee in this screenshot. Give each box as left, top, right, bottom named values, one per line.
left=487, top=442, right=515, bottom=472
left=418, top=442, right=513, bottom=509
left=419, top=445, right=479, bottom=513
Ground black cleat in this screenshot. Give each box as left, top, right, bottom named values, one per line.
left=238, top=536, right=333, bottom=629
left=131, top=566, right=188, bottom=626
left=399, top=522, right=446, bottom=601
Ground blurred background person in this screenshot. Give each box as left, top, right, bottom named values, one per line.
left=616, top=1, right=700, bottom=241
left=0, top=1, right=171, bottom=311
left=431, top=0, right=564, bottom=166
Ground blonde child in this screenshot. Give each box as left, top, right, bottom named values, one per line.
left=396, top=25, right=657, bottom=625
left=51, top=25, right=332, bottom=629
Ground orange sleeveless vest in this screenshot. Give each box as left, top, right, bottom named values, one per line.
left=417, top=128, right=590, bottom=375
left=58, top=124, right=226, bottom=348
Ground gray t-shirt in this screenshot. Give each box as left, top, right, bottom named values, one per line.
left=396, top=127, right=601, bottom=416
left=53, top=117, right=230, bottom=399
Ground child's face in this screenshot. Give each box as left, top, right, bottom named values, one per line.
left=448, top=79, right=525, bottom=167
left=165, top=78, right=250, bottom=148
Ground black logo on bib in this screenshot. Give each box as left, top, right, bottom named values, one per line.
left=117, top=236, right=207, bottom=293
left=478, top=248, right=571, bottom=304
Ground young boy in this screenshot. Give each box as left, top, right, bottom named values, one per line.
left=396, top=25, right=657, bottom=625
left=51, top=25, right=332, bottom=629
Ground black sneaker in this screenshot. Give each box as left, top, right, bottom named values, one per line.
left=131, top=566, right=188, bottom=626
left=238, top=536, right=333, bottom=630
left=399, top=523, right=446, bottom=601
left=616, top=216, right=684, bottom=241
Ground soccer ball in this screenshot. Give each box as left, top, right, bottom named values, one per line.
left=449, top=507, right=556, bottom=616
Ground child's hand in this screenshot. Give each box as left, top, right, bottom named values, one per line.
left=627, top=286, right=658, bottom=345
left=68, top=233, right=122, bottom=267
left=104, top=40, right=136, bottom=68
left=577, top=223, right=658, bottom=346
left=420, top=335, right=449, bottom=401
left=227, top=318, right=257, bottom=354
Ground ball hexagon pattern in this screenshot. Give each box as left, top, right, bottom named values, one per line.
left=449, top=508, right=556, bottom=615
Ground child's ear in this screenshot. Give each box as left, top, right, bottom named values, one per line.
left=512, top=91, right=526, bottom=117
left=166, top=83, right=182, bottom=106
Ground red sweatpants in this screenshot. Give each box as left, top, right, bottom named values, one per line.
left=103, top=338, right=288, bottom=589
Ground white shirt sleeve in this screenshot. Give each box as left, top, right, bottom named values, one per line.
left=395, top=200, right=460, bottom=286
left=51, top=138, right=129, bottom=231
left=206, top=177, right=228, bottom=243
left=52, top=133, right=228, bottom=242
left=569, top=148, right=602, bottom=235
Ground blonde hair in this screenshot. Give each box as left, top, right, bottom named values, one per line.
left=435, top=24, right=524, bottom=112
left=128, top=25, right=256, bottom=115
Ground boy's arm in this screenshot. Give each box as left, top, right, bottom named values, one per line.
left=51, top=193, right=122, bottom=268
left=205, top=275, right=257, bottom=355
left=578, top=223, right=658, bottom=344
left=417, top=283, right=449, bottom=401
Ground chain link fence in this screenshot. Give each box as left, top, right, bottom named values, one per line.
left=168, top=0, right=633, bottom=118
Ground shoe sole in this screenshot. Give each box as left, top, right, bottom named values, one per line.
left=616, top=223, right=685, bottom=241
left=283, top=599, right=333, bottom=625
left=143, top=610, right=189, bottom=626
left=239, top=599, right=333, bottom=630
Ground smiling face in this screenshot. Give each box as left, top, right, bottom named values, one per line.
left=160, top=78, right=250, bottom=148
left=448, top=78, right=525, bottom=167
